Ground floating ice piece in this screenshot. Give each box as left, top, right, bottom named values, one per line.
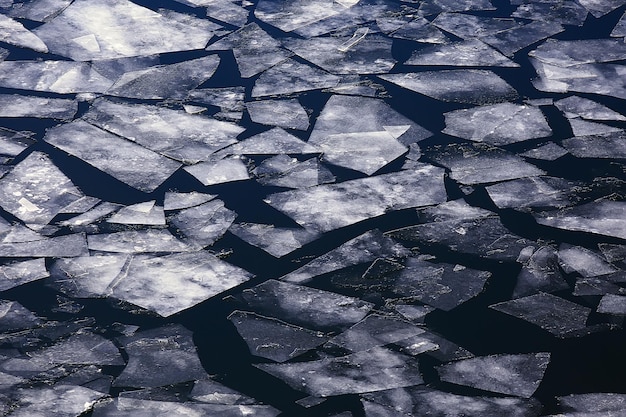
left=437, top=352, right=550, bottom=398
left=310, top=95, right=432, bottom=146
left=106, top=56, right=220, bottom=100
left=2, top=0, right=73, bottom=22
left=612, top=10, right=626, bottom=36
left=251, top=59, right=341, bottom=97
left=60, top=202, right=123, bottom=228
left=577, top=0, right=625, bottom=17
left=108, top=201, right=165, bottom=226
left=534, top=200, right=626, bottom=240
left=90, top=55, right=160, bottom=81
left=0, top=151, right=83, bottom=227
left=49, top=254, right=128, bottom=298
left=418, top=0, right=496, bottom=15
left=187, top=87, right=245, bottom=112
left=87, top=229, right=193, bottom=253
left=0, top=259, right=49, bottom=292
left=190, top=378, right=257, bottom=404
left=169, top=200, right=236, bottom=247
left=83, top=99, right=243, bottom=165
left=512, top=1, right=588, bottom=26
left=406, top=40, right=517, bottom=67
left=393, top=257, right=490, bottom=311
left=558, top=392, right=626, bottom=412
left=442, top=103, right=551, bottom=145
left=229, top=223, right=321, bottom=257
left=530, top=39, right=626, bottom=67
left=28, top=331, right=124, bottom=366
left=491, top=293, right=592, bottom=337
left=267, top=165, right=446, bottom=232
left=0, top=60, right=113, bottom=93
left=0, top=128, right=35, bottom=158
left=246, top=100, right=309, bottom=131
left=226, top=128, right=318, bottom=155
left=9, top=385, right=107, bottom=417
left=480, top=21, right=564, bottom=57
left=0, top=233, right=88, bottom=257
left=570, top=115, right=624, bottom=135
left=597, top=294, right=626, bottom=315
left=44, top=121, right=181, bottom=193
left=562, top=131, right=626, bottom=159
left=207, top=23, right=291, bottom=78
left=256, top=346, right=423, bottom=396
left=255, top=156, right=335, bottom=188
left=60, top=196, right=101, bottom=215
left=0, top=14, right=48, bottom=52
left=389, top=17, right=448, bottom=44
left=0, top=300, right=41, bottom=332
left=228, top=310, right=328, bottom=362
left=363, top=387, right=542, bottom=417
left=486, top=176, right=581, bottom=210
left=114, top=324, right=207, bottom=387
left=513, top=246, right=568, bottom=298
left=574, top=276, right=623, bottom=296
left=393, top=304, right=435, bottom=324
left=555, top=96, right=626, bottom=121
left=205, top=0, right=249, bottom=27
left=184, top=157, right=250, bottom=186
left=241, top=279, right=373, bottom=331
left=379, top=70, right=517, bottom=105
left=520, top=143, right=569, bottom=161
left=558, top=244, right=619, bottom=277
left=433, top=12, right=521, bottom=39
left=254, top=0, right=348, bottom=32
left=33, top=0, right=213, bottom=60
left=163, top=191, right=216, bottom=211
left=599, top=244, right=626, bottom=264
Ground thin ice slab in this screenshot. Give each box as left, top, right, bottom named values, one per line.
left=561, top=131, right=626, bottom=159
left=9, top=385, right=107, bottom=417
left=555, top=96, right=626, bottom=121
left=168, top=199, right=237, bottom=247
left=108, top=201, right=165, bottom=226
left=251, top=59, right=341, bottom=98
left=87, top=229, right=194, bottom=253
left=254, top=156, right=335, bottom=189
left=432, top=12, right=521, bottom=39
left=530, top=38, right=626, bottom=67
left=0, top=95, right=77, bottom=120
left=0, top=233, right=89, bottom=257
left=184, top=157, right=250, bottom=186
left=0, top=14, right=47, bottom=52
left=480, top=21, right=564, bottom=57
left=254, top=0, right=348, bottom=32
left=92, top=398, right=280, bottom=417
left=163, top=191, right=216, bottom=211
left=486, top=176, right=582, bottom=210
left=513, top=246, right=568, bottom=298
left=49, top=254, right=128, bottom=298
left=225, top=128, right=318, bottom=155
left=406, top=40, right=518, bottom=67
left=597, top=294, right=626, bottom=315
left=246, top=100, right=309, bottom=131
left=558, top=244, right=618, bottom=278
left=228, top=223, right=320, bottom=258
left=27, top=331, right=124, bottom=366
left=0, top=259, right=49, bottom=292
left=558, top=393, right=626, bottom=413
left=512, top=1, right=588, bottom=26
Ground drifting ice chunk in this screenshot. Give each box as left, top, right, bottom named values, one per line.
left=442, top=103, right=551, bottom=145
left=241, top=279, right=373, bottom=331
left=0, top=300, right=41, bottom=331
left=432, top=13, right=520, bottom=39
left=512, top=1, right=588, bottom=26
left=418, top=0, right=496, bottom=14
left=389, top=17, right=448, bottom=44
left=558, top=244, right=618, bottom=277
left=613, top=10, right=626, bottom=36
left=437, top=353, right=550, bottom=398
left=163, top=191, right=216, bottom=211
left=406, top=40, right=518, bottom=67
left=184, top=157, right=250, bottom=186
left=9, top=385, right=107, bottom=417
left=379, top=70, right=517, bottom=105
left=562, top=131, right=626, bottom=159
left=252, top=59, right=341, bottom=97
left=0, top=233, right=88, bottom=257
left=33, top=0, right=213, bottom=60
left=530, top=39, right=626, bottom=67
left=513, top=246, right=568, bottom=298
left=266, top=165, right=446, bottom=232
left=246, top=100, right=309, bottom=131
left=49, top=255, right=128, bottom=298
left=205, top=0, right=249, bottom=27
left=229, top=223, right=320, bottom=258
left=44, top=121, right=181, bottom=193
left=534, top=200, right=626, bottom=240
left=255, top=156, right=335, bottom=188
left=520, top=143, right=569, bottom=161
left=228, top=310, right=328, bottom=362
left=226, top=128, right=319, bottom=155
left=597, top=294, right=626, bottom=315
left=491, top=293, right=592, bottom=337
left=0, top=60, right=113, bottom=93
left=574, top=277, right=623, bottom=296
left=2, top=0, right=73, bottom=22
left=558, top=392, right=626, bottom=412
left=0, top=14, right=48, bottom=52
left=84, top=99, right=243, bottom=164
left=60, top=196, right=101, bottom=215
left=256, top=347, right=423, bottom=396
left=0, top=151, right=83, bottom=227
left=555, top=96, right=626, bottom=121
left=0, top=95, right=77, bottom=120
left=60, top=202, right=123, bottom=228
left=486, top=176, right=581, bottom=210
left=0, top=128, right=35, bottom=158
left=254, top=0, right=347, bottom=32
left=169, top=200, right=236, bottom=247
left=393, top=257, right=490, bottom=311
left=571, top=118, right=623, bottom=136
left=87, top=229, right=193, bottom=253
left=108, top=201, right=166, bottom=226
left=0, top=259, right=49, bottom=292
left=114, top=324, right=207, bottom=387
left=480, top=21, right=564, bottom=57
left=187, top=87, right=245, bottom=113
left=28, top=331, right=124, bottom=365
left=190, top=378, right=257, bottom=404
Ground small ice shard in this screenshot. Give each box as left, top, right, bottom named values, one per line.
left=389, top=17, right=448, bottom=44
left=254, top=0, right=347, bottom=32
left=246, top=100, right=309, bottom=131
left=428, top=143, right=545, bottom=185
left=241, top=279, right=373, bottom=331
left=480, top=21, right=564, bottom=57
left=0, top=95, right=77, bottom=120
left=325, top=313, right=425, bottom=353
left=168, top=199, right=236, bottom=247
left=490, top=293, right=592, bottom=337
left=184, top=157, right=250, bottom=186
left=437, top=353, right=550, bottom=398
left=0, top=151, right=83, bottom=227
left=597, top=294, right=626, bottom=315
left=59, top=202, right=123, bottom=228
left=87, top=229, right=194, bottom=253
left=92, top=397, right=280, bottom=416
left=558, top=244, right=619, bottom=277
left=534, top=200, right=626, bottom=240
left=48, top=255, right=128, bottom=298
left=226, top=128, right=319, bottom=155
left=105, top=55, right=220, bottom=100
left=254, top=156, right=335, bottom=188
left=228, top=223, right=321, bottom=258
left=0, top=14, right=48, bottom=52
left=520, top=143, right=569, bottom=161
left=612, top=10, right=626, bottom=36
left=486, top=176, right=581, bottom=210
left=442, top=103, right=551, bottom=145
left=33, top=0, right=214, bottom=60
left=0, top=60, right=113, bottom=94
left=558, top=392, right=626, bottom=412
left=9, top=385, right=107, bottom=417
left=108, top=201, right=165, bottom=226
left=164, top=191, right=216, bottom=211
left=432, top=12, right=521, bottom=39
left=392, top=256, right=490, bottom=311
left=207, top=23, right=291, bottom=78
left=256, top=346, right=423, bottom=396
left=0, top=233, right=88, bottom=257
left=513, top=246, right=568, bottom=298
left=60, top=196, right=101, bottom=215
left=83, top=99, right=244, bottom=165
left=406, top=40, right=518, bottom=67
left=379, top=70, right=517, bottom=105
left=0, top=128, right=35, bottom=158
left=44, top=120, right=181, bottom=193
left=0, top=258, right=49, bottom=292
left=266, top=165, right=446, bottom=232
left=568, top=119, right=622, bottom=137
left=0, top=300, right=41, bottom=332
left=113, top=324, right=208, bottom=387
left=228, top=310, right=329, bottom=362
left=530, top=39, right=626, bottom=67
left=555, top=96, right=626, bottom=121
left=562, top=131, right=626, bottom=159
left=251, top=59, right=341, bottom=98
left=190, top=378, right=257, bottom=404
left=27, top=331, right=124, bottom=366
left=512, top=2, right=588, bottom=26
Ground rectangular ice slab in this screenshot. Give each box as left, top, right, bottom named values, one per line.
left=44, top=120, right=181, bottom=193
left=0, top=95, right=77, bottom=120
left=265, top=164, right=446, bottom=232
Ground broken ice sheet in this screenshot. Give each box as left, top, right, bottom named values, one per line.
left=512, top=1, right=588, bottom=26
left=27, top=331, right=124, bottom=366
left=0, top=233, right=88, bottom=257
left=530, top=38, right=626, bottom=67
left=107, top=201, right=165, bottom=226
left=251, top=59, right=341, bottom=98
left=570, top=119, right=623, bottom=137
left=480, top=20, right=564, bottom=57
left=574, top=276, right=623, bottom=296
left=256, top=346, right=423, bottom=396
left=0, top=151, right=83, bottom=227
left=0, top=128, right=35, bottom=158
left=87, top=229, right=193, bottom=253
left=442, top=103, right=551, bottom=145
left=0, top=258, right=49, bottom=292
left=241, top=279, right=373, bottom=331
left=228, top=310, right=329, bottom=362
left=32, top=0, right=213, bottom=60
left=187, top=87, right=245, bottom=112
left=388, top=17, right=448, bottom=44
left=486, top=176, right=582, bottom=210
left=246, top=100, right=310, bottom=131
left=184, top=156, right=250, bottom=186
left=406, top=40, right=518, bottom=67
left=555, top=96, right=626, bottom=121
left=0, top=95, right=77, bottom=120
left=520, top=142, right=569, bottom=161
left=225, top=128, right=319, bottom=155
left=44, top=120, right=181, bottom=193
left=491, top=292, right=592, bottom=337
left=59, top=202, right=123, bottom=229
left=558, top=392, right=626, bottom=413
left=379, top=70, right=517, bottom=105
left=432, top=12, right=521, bottom=39
left=562, top=131, right=626, bottom=159
left=163, top=191, right=216, bottom=211
left=48, top=254, right=128, bottom=299
left=597, top=294, right=626, bottom=315
left=9, top=384, right=107, bottom=417
left=392, top=256, right=491, bottom=311
left=254, top=0, right=348, bottom=32
left=83, top=99, right=244, bottom=165
left=558, top=244, right=619, bottom=278
left=254, top=155, right=335, bottom=188
left=190, top=378, right=257, bottom=404
left=0, top=14, right=48, bottom=52
left=168, top=199, right=237, bottom=247
left=0, top=300, right=41, bottom=332
left=228, top=223, right=320, bottom=258
left=513, top=245, right=569, bottom=298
